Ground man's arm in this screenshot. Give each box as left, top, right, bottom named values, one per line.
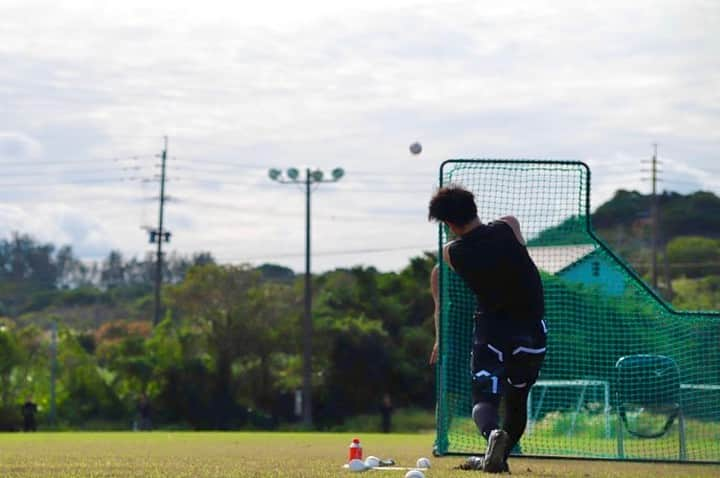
left=499, top=215, right=525, bottom=245
left=442, top=241, right=456, bottom=271
left=429, top=264, right=440, bottom=365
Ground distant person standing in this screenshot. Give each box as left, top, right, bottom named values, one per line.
left=137, top=393, right=152, bottom=431
left=22, top=396, right=38, bottom=432
left=380, top=393, right=393, bottom=433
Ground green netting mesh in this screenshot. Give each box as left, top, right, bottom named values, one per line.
left=435, top=160, right=720, bottom=463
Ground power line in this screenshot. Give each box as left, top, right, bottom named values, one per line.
left=163, top=176, right=261, bottom=186
left=167, top=210, right=422, bottom=225
left=170, top=159, right=439, bottom=178
left=321, top=188, right=433, bottom=194
left=165, top=179, right=434, bottom=194
left=221, top=244, right=435, bottom=262
left=349, top=171, right=439, bottom=178
left=171, top=158, right=268, bottom=169
left=168, top=164, right=436, bottom=183
left=0, top=177, right=147, bottom=188
left=0, top=167, right=144, bottom=179
left=163, top=174, right=437, bottom=191
left=0, top=156, right=153, bottom=168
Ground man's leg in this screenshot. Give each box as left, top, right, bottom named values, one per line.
left=502, top=384, right=531, bottom=459
left=458, top=340, right=510, bottom=472
left=502, top=324, right=546, bottom=461
left=469, top=339, right=504, bottom=440
left=472, top=398, right=499, bottom=439
left=462, top=398, right=510, bottom=473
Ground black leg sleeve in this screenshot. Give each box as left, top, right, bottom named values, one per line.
left=472, top=398, right=500, bottom=440
left=502, top=385, right=530, bottom=457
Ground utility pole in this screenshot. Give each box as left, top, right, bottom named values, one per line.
left=150, top=136, right=171, bottom=326
left=642, top=144, right=661, bottom=290
left=268, top=166, right=345, bottom=427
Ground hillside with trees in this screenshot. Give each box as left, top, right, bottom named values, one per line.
left=592, top=190, right=720, bottom=303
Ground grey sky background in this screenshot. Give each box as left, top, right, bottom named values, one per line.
left=1, top=0, right=718, bottom=272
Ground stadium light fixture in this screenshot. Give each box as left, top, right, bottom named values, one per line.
left=266, top=166, right=344, bottom=427
left=331, top=167, right=344, bottom=180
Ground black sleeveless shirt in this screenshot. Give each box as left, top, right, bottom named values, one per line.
left=448, top=221, right=544, bottom=322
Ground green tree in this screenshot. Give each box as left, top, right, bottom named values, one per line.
left=166, top=264, right=299, bottom=427
left=0, top=234, right=58, bottom=314
left=0, top=323, right=23, bottom=409
left=672, top=276, right=720, bottom=310
left=667, top=236, right=720, bottom=278
left=56, top=328, right=123, bottom=424
left=100, top=250, right=126, bottom=289
left=593, top=190, right=649, bottom=229
left=314, top=314, right=391, bottom=424
left=312, top=255, right=438, bottom=416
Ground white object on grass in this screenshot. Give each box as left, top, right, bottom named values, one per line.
left=405, top=470, right=425, bottom=478
left=348, top=459, right=367, bottom=472
left=364, top=456, right=380, bottom=467
left=416, top=457, right=431, bottom=468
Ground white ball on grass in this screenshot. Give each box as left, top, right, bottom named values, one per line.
left=405, top=470, right=425, bottom=478
left=348, top=459, right=367, bottom=472
left=409, top=142, right=422, bottom=155
left=364, top=456, right=380, bottom=467
left=416, top=457, right=431, bottom=468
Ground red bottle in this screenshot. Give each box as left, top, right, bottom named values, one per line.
left=348, top=437, right=362, bottom=462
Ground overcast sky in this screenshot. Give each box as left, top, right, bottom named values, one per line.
left=1, top=0, right=718, bottom=272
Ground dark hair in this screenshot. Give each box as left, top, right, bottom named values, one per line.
left=428, top=185, right=477, bottom=226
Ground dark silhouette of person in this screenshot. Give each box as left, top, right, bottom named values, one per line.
left=380, top=393, right=393, bottom=433
left=22, top=396, right=38, bottom=432
left=429, top=186, right=546, bottom=473
left=137, top=393, right=152, bottom=431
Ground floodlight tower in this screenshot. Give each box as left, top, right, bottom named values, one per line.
left=268, top=166, right=345, bottom=427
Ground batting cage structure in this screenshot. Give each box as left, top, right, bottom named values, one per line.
left=434, top=160, right=720, bottom=463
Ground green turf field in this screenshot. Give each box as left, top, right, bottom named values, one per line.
left=0, top=432, right=718, bottom=477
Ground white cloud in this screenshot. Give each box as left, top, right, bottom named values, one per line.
left=0, top=132, right=43, bottom=159
left=0, top=201, right=112, bottom=257
left=0, top=0, right=718, bottom=271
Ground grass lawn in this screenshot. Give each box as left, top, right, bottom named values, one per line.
left=1, top=432, right=719, bottom=477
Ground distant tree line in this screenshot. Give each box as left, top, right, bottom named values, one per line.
left=593, top=189, right=720, bottom=239
left=0, top=233, right=214, bottom=317
left=0, top=232, right=438, bottom=430
left=1, top=185, right=719, bottom=432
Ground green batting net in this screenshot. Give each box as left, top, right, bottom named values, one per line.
left=435, top=160, right=720, bottom=463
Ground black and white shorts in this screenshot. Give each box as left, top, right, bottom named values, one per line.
left=471, top=312, right=547, bottom=404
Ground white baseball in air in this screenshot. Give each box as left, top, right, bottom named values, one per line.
left=405, top=470, right=425, bottom=478
left=409, top=142, right=422, bottom=155
left=364, top=456, right=380, bottom=467
left=416, top=457, right=431, bottom=468
left=348, top=459, right=367, bottom=472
